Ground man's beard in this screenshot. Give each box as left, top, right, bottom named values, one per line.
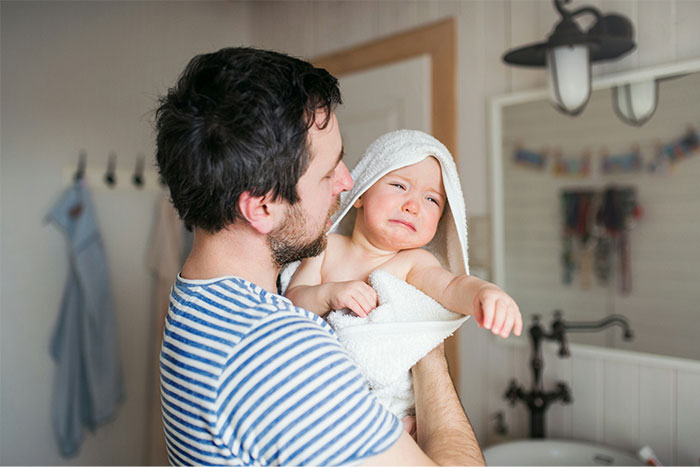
left=268, top=197, right=340, bottom=267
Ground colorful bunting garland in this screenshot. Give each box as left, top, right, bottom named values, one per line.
left=511, top=126, right=699, bottom=177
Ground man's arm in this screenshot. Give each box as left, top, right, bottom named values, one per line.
left=413, top=343, right=485, bottom=465
left=362, top=344, right=485, bottom=466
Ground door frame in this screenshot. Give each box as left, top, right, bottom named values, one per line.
left=312, top=18, right=461, bottom=388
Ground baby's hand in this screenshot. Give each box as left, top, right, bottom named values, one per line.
left=326, top=280, right=377, bottom=318
left=472, top=284, right=522, bottom=338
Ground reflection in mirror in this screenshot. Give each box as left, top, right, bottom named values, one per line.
left=493, top=61, right=700, bottom=361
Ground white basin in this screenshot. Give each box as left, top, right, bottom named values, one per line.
left=483, top=439, right=643, bottom=466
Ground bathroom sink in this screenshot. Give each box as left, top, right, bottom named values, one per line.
left=483, top=439, right=643, bottom=466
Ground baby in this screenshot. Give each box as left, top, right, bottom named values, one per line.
left=286, top=130, right=522, bottom=339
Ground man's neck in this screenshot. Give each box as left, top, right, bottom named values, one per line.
left=180, top=224, right=280, bottom=293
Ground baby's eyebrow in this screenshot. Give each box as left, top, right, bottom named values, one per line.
left=389, top=173, right=444, bottom=196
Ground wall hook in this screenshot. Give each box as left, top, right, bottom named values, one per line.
left=132, top=153, right=145, bottom=189
left=104, top=152, right=117, bottom=188
left=74, top=150, right=87, bottom=182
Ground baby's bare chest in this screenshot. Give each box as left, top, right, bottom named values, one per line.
left=322, top=249, right=412, bottom=284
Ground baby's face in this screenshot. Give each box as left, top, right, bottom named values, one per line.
left=354, top=156, right=446, bottom=251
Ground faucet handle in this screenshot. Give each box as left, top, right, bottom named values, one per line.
left=551, top=311, right=570, bottom=358
left=558, top=337, right=570, bottom=357
left=504, top=379, right=521, bottom=406
left=556, top=381, right=573, bottom=404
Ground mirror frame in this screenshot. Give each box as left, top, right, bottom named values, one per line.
left=489, top=57, right=700, bottom=291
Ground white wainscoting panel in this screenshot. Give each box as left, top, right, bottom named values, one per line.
left=486, top=339, right=700, bottom=466
left=571, top=355, right=605, bottom=443
left=603, top=361, right=640, bottom=451
left=639, top=366, right=675, bottom=465
left=676, top=370, right=700, bottom=466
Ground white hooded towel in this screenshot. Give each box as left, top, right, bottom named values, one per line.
left=282, top=129, right=471, bottom=418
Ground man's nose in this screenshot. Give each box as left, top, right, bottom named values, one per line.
left=332, top=161, right=353, bottom=196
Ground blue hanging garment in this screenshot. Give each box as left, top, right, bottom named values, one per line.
left=46, top=181, right=124, bottom=457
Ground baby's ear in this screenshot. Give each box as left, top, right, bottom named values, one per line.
left=353, top=196, right=364, bottom=208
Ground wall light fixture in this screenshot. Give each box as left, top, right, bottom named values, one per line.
left=502, top=0, right=636, bottom=117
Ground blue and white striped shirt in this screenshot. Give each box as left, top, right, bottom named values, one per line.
left=160, top=275, right=402, bottom=466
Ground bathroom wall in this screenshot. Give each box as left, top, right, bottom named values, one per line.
left=0, top=2, right=252, bottom=464
left=246, top=0, right=700, bottom=464
left=3, top=1, right=699, bottom=465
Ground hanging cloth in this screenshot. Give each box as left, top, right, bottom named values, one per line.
left=45, top=181, right=124, bottom=457
left=144, top=189, right=190, bottom=465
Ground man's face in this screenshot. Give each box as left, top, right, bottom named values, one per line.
left=268, top=111, right=352, bottom=266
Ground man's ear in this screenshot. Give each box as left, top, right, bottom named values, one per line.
left=353, top=196, right=363, bottom=209
left=238, top=191, right=281, bottom=234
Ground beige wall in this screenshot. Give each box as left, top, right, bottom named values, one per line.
left=3, top=1, right=700, bottom=464
left=0, top=2, right=252, bottom=464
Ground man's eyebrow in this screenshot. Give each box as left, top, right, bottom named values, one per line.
left=336, top=146, right=345, bottom=164
left=326, top=146, right=344, bottom=176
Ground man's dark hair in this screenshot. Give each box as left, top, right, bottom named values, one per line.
left=155, top=47, right=341, bottom=232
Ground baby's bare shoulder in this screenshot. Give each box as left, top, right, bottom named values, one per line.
left=395, top=247, right=442, bottom=270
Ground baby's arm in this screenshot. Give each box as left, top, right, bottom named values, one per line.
left=285, top=239, right=377, bottom=318
left=404, top=249, right=523, bottom=338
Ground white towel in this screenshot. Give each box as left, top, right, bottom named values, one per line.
left=281, top=129, right=471, bottom=417
left=328, top=269, right=468, bottom=417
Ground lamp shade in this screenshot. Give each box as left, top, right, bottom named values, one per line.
left=613, top=80, right=658, bottom=126
left=547, top=45, right=592, bottom=115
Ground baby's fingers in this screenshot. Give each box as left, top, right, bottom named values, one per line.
left=348, top=297, right=369, bottom=318
left=361, top=284, right=378, bottom=311
left=477, top=296, right=495, bottom=329
left=490, top=302, right=507, bottom=336
left=499, top=312, right=515, bottom=338
left=514, top=305, right=523, bottom=336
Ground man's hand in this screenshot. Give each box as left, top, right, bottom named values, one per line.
left=325, top=280, right=377, bottom=318
left=472, top=283, right=523, bottom=338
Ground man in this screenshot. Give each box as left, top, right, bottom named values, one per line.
left=155, top=47, right=484, bottom=466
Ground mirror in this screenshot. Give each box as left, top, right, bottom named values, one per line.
left=490, top=58, right=700, bottom=361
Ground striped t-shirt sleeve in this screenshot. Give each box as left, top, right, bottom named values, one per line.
left=214, top=310, right=402, bottom=466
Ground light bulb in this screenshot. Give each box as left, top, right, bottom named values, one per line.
left=546, top=45, right=592, bottom=115
left=613, top=80, right=658, bottom=126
